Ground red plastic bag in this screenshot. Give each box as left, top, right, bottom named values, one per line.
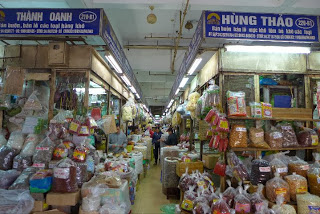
left=91, top=108, right=101, bottom=121
left=214, top=159, right=226, bottom=176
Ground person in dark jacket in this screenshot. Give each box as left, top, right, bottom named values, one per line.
left=152, top=127, right=162, bottom=165
left=163, top=128, right=178, bottom=146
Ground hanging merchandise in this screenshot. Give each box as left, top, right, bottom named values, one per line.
left=227, top=91, right=247, bottom=117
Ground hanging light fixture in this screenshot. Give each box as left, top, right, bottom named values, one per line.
left=147, top=6, right=157, bottom=24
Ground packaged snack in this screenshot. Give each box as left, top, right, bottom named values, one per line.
left=222, top=180, right=236, bottom=208
left=193, top=202, right=211, bottom=214
left=0, top=169, right=21, bottom=189
left=212, top=194, right=232, bottom=214
left=297, top=128, right=318, bottom=147
left=73, top=145, right=87, bottom=162
left=227, top=91, right=247, bottom=117
left=78, top=125, right=90, bottom=136
left=250, top=102, right=262, bottom=118
left=284, top=172, right=307, bottom=201
left=0, top=145, right=17, bottom=170
left=249, top=128, right=270, bottom=149
left=216, top=115, right=229, bottom=132
left=288, top=157, right=309, bottom=178
left=9, top=167, right=37, bottom=190
left=229, top=125, right=247, bottom=148
left=250, top=158, right=271, bottom=185
left=250, top=184, right=266, bottom=213
left=52, top=158, right=78, bottom=193
left=12, top=155, right=32, bottom=171
left=214, top=159, right=226, bottom=177
left=266, top=173, right=290, bottom=203
left=277, top=123, right=299, bottom=148
left=265, top=127, right=283, bottom=149
left=261, top=102, right=272, bottom=118
left=69, top=120, right=81, bottom=134
left=296, top=193, right=320, bottom=214
left=234, top=187, right=251, bottom=214
left=270, top=156, right=288, bottom=177
left=271, top=195, right=296, bottom=214
left=205, top=109, right=216, bottom=124
left=308, top=153, right=320, bottom=196
left=52, top=143, right=68, bottom=160
left=29, top=169, right=52, bottom=193
left=181, top=186, right=197, bottom=211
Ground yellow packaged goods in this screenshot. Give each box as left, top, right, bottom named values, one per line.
left=249, top=127, right=270, bottom=149
left=284, top=173, right=308, bottom=201
left=229, top=125, right=248, bottom=148
left=297, top=194, right=320, bottom=214
left=266, top=173, right=290, bottom=203
left=261, top=102, right=272, bottom=118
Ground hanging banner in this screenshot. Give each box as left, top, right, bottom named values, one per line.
left=0, top=8, right=101, bottom=35
left=205, top=11, right=319, bottom=42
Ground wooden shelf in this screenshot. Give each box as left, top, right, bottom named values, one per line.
left=231, top=146, right=320, bottom=152
left=228, top=116, right=320, bottom=122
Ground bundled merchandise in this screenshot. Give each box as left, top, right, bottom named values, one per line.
left=186, top=92, right=200, bottom=119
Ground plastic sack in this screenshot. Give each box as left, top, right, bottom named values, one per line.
left=297, top=128, right=318, bottom=147
left=9, top=167, right=37, bottom=190
left=7, top=131, right=25, bottom=152
left=0, top=145, right=17, bottom=170
left=229, top=125, right=247, bottom=148
left=0, top=189, right=35, bottom=214
left=284, top=172, right=307, bottom=201
left=308, top=153, right=320, bottom=196
left=212, top=194, right=232, bottom=214
left=270, top=156, right=288, bottom=177
left=20, top=134, right=40, bottom=157
left=181, top=186, right=197, bottom=211
left=99, top=202, right=127, bottom=214
left=23, top=91, right=42, bottom=111
left=227, top=91, right=247, bottom=117
left=32, top=137, right=55, bottom=168
left=234, top=187, right=251, bottom=214
left=161, top=204, right=176, bottom=214
left=296, top=193, right=320, bottom=214
left=12, top=155, right=32, bottom=171
left=0, top=170, right=21, bottom=189
left=250, top=158, right=271, bottom=185
left=227, top=151, right=250, bottom=182
left=222, top=180, right=236, bottom=208
left=82, top=195, right=101, bottom=212
left=277, top=123, right=299, bottom=148
left=50, top=110, right=73, bottom=123
left=265, top=127, right=283, bottom=149
left=250, top=184, right=266, bottom=213
left=0, top=133, right=7, bottom=147
left=29, top=169, right=52, bottom=193
left=52, top=157, right=78, bottom=193
left=266, top=173, right=290, bottom=203
left=132, top=152, right=143, bottom=175
left=193, top=202, right=211, bottom=214
left=249, top=127, right=270, bottom=149
left=288, top=157, right=309, bottom=178
left=272, top=195, right=296, bottom=214
left=76, top=162, right=88, bottom=187
left=178, top=168, right=195, bottom=192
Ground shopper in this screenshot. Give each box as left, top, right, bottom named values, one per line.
left=108, top=124, right=127, bottom=154
left=163, top=128, right=178, bottom=146
left=152, top=127, right=162, bottom=165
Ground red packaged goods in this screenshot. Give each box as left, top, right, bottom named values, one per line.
left=0, top=145, right=17, bottom=170
left=214, top=159, right=226, bottom=177
left=222, top=180, right=236, bottom=208
left=181, top=186, right=197, bottom=211
left=250, top=158, right=272, bottom=185
left=227, top=152, right=250, bottom=182
left=277, top=123, right=299, bottom=148
left=73, top=145, right=87, bottom=163
left=227, top=91, right=247, bottom=117
left=52, top=158, right=78, bottom=193
left=69, top=120, right=81, bottom=134
left=52, top=143, right=68, bottom=160
left=250, top=184, right=266, bottom=213
left=91, top=108, right=101, bottom=121
left=216, top=116, right=229, bottom=132
left=266, top=173, right=290, bottom=203
left=211, top=194, right=232, bottom=214
left=178, top=168, right=195, bottom=192
left=193, top=202, right=211, bottom=214
left=234, top=187, right=251, bottom=214
left=265, top=127, right=283, bottom=149
left=205, top=109, right=216, bottom=123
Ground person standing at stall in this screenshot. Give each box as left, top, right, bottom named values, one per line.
left=108, top=124, right=127, bottom=154
left=163, top=128, right=178, bottom=146
left=152, top=127, right=162, bottom=165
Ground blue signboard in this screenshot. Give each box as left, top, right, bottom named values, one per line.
left=205, top=11, right=319, bottom=42
left=0, top=8, right=101, bottom=35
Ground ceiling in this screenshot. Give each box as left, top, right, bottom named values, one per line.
left=0, top=0, right=319, bottom=115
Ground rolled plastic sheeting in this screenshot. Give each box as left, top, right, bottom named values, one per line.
left=163, top=157, right=179, bottom=188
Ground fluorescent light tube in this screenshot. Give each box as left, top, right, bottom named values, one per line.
left=105, top=52, right=123, bottom=73
left=225, top=45, right=310, bottom=54
left=167, top=99, right=174, bottom=108
left=187, top=58, right=202, bottom=75
left=130, top=86, right=137, bottom=94
left=175, top=88, right=180, bottom=95
left=120, top=75, right=131, bottom=86
left=179, top=77, right=189, bottom=88
left=135, top=93, right=140, bottom=99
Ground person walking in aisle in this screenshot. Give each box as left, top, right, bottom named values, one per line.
left=108, top=124, right=127, bottom=154
left=163, top=128, right=178, bottom=146
left=152, top=127, right=162, bottom=165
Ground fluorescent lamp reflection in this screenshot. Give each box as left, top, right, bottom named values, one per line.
left=175, top=88, right=180, bottom=95
left=121, top=75, right=131, bottom=86
left=76, top=88, right=106, bottom=95
left=130, top=86, right=137, bottom=94
left=105, top=52, right=123, bottom=73
left=167, top=99, right=174, bottom=108
left=179, top=77, right=189, bottom=88
left=135, top=93, right=140, bottom=99
left=225, top=45, right=310, bottom=54
left=187, top=58, right=202, bottom=75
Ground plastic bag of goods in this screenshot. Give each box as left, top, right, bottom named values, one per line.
left=234, top=187, right=251, bottom=214
left=308, top=153, right=320, bottom=196
left=266, top=173, right=290, bottom=203
left=178, top=168, right=195, bottom=192
left=7, top=131, right=25, bottom=152
left=211, top=194, right=233, bottom=214
left=288, top=157, right=309, bottom=178
left=0, top=145, right=18, bottom=170
left=76, top=162, right=88, bottom=187
left=82, top=195, right=101, bottom=212
left=226, top=152, right=250, bottom=182
left=193, top=202, right=211, bottom=214
left=276, top=123, right=299, bottom=148
left=250, top=102, right=262, bottom=118
left=250, top=184, right=266, bottom=213
left=99, top=201, right=127, bottom=214
left=297, top=128, right=319, bottom=147
left=222, top=180, right=236, bottom=208
left=181, top=186, right=197, bottom=211
left=249, top=127, right=270, bottom=149
left=134, top=145, right=147, bottom=159
left=229, top=125, right=248, bottom=148
left=20, top=134, right=40, bottom=157
left=9, top=167, right=37, bottom=190
left=265, top=127, right=283, bottom=149
left=0, top=133, right=7, bottom=147
left=297, top=193, right=320, bottom=214
left=0, top=169, right=21, bottom=189
left=52, top=157, right=78, bottom=193
left=52, top=142, right=68, bottom=160
left=0, top=189, right=35, bottom=214
left=187, top=92, right=200, bottom=111
left=29, top=169, right=52, bottom=193
left=205, top=83, right=220, bottom=107
left=122, top=106, right=133, bottom=122
left=270, top=155, right=288, bottom=177
left=227, top=91, right=247, bottom=117
left=12, top=155, right=32, bottom=171
left=163, top=157, right=179, bottom=188
left=32, top=137, right=55, bottom=168
left=261, top=102, right=272, bottom=118
left=132, top=152, right=143, bottom=175
left=271, top=195, right=296, bottom=214
left=250, top=158, right=271, bottom=185
left=284, top=172, right=307, bottom=201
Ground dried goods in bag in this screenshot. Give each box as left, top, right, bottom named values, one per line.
left=222, top=180, right=236, bottom=208
left=76, top=162, right=88, bottom=187
left=250, top=158, right=271, bottom=185
left=0, top=145, right=17, bottom=170
left=261, top=102, right=272, bottom=118
left=29, top=169, right=52, bottom=193
left=297, top=128, right=318, bottom=147
left=250, top=184, right=266, bottom=213
left=181, top=186, right=197, bottom=211
left=52, top=158, right=78, bottom=193
left=284, top=172, right=307, bottom=201
left=227, top=91, right=247, bottom=117
left=249, top=102, right=262, bottom=118
left=9, top=167, right=37, bottom=190
left=277, top=123, right=299, bottom=148
left=229, top=125, right=247, bottom=148
left=178, top=168, right=195, bottom=192
left=249, top=128, right=270, bottom=149
left=193, top=202, right=211, bottom=214
left=0, top=169, right=21, bottom=189
left=266, top=173, right=290, bottom=203
left=52, top=142, right=68, bottom=160
left=7, top=131, right=25, bottom=152
left=234, top=187, right=251, bottom=214
left=296, top=193, right=320, bottom=214
left=265, top=127, right=283, bottom=149
left=308, top=154, right=320, bottom=196
left=288, top=157, right=309, bottom=178
left=0, top=189, right=35, bottom=214
left=32, top=137, right=54, bottom=168
left=271, top=195, right=296, bottom=214
left=226, top=151, right=250, bottom=182
left=270, top=156, right=288, bottom=177
left=211, top=194, right=232, bottom=214
left=12, top=155, right=32, bottom=171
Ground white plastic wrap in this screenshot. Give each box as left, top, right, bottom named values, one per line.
left=122, top=106, right=133, bottom=122
left=82, top=196, right=101, bottom=212
left=132, top=152, right=143, bottom=175
left=99, top=202, right=127, bottom=214
left=163, top=157, right=179, bottom=188
left=7, top=131, right=25, bottom=152
left=0, top=189, right=35, bottom=214
left=131, top=135, right=142, bottom=143
left=20, top=134, right=40, bottom=157
left=134, top=145, right=147, bottom=159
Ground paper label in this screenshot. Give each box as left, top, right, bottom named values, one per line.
left=255, top=132, right=264, bottom=138
left=236, top=127, right=247, bottom=132
left=275, top=188, right=287, bottom=195
left=296, top=186, right=307, bottom=193
left=308, top=206, right=320, bottom=212
left=259, top=167, right=271, bottom=172
left=312, top=135, right=319, bottom=146
left=197, top=181, right=207, bottom=189
left=276, top=167, right=288, bottom=173
left=273, top=132, right=282, bottom=139
left=204, top=176, right=214, bottom=187
left=235, top=203, right=251, bottom=213
left=264, top=109, right=272, bottom=117
left=79, top=126, right=89, bottom=135
left=317, top=177, right=320, bottom=184
left=212, top=199, right=219, bottom=204
left=49, top=162, right=57, bottom=169
left=53, top=148, right=67, bottom=158
left=33, top=163, right=45, bottom=168
left=13, top=161, right=18, bottom=169
left=69, top=122, right=80, bottom=132
left=63, top=141, right=72, bottom=149
left=73, top=150, right=86, bottom=161
left=181, top=199, right=193, bottom=211
left=300, top=165, right=309, bottom=170
left=54, top=167, right=70, bottom=179
left=36, top=147, right=50, bottom=151
left=281, top=126, right=292, bottom=131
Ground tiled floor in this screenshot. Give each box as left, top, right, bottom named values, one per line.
left=132, top=164, right=179, bottom=214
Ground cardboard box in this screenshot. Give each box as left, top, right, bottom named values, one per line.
left=32, top=200, right=49, bottom=212
left=176, top=161, right=203, bottom=177
left=46, top=191, right=80, bottom=206
left=32, top=209, right=65, bottom=214
left=31, top=193, right=46, bottom=201
left=202, top=154, right=220, bottom=169
left=79, top=206, right=100, bottom=214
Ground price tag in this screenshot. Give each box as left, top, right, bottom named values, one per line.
left=300, top=165, right=309, bottom=170
left=255, top=132, right=264, bottom=138
left=273, top=132, right=282, bottom=139
left=259, top=167, right=271, bottom=172
left=281, top=126, right=291, bottom=130
left=36, top=147, right=50, bottom=151
left=236, top=127, right=247, bottom=132
left=275, top=188, right=287, bottom=195
left=276, top=167, right=288, bottom=173
left=54, top=167, right=70, bottom=179
left=33, top=163, right=45, bottom=168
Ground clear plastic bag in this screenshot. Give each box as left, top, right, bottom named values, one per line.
left=9, top=167, right=37, bottom=190
left=82, top=195, right=101, bottom=212
left=297, top=128, right=318, bottom=147
left=296, top=193, right=320, bottom=214
left=29, top=169, right=52, bottom=193
left=270, top=155, right=288, bottom=177
left=0, top=133, right=7, bottom=147
left=229, top=125, right=248, bottom=148
left=272, top=195, right=296, bottom=214
left=179, top=168, right=195, bottom=192
left=23, top=91, right=42, bottom=111
left=250, top=158, right=271, bottom=185
left=32, top=137, right=55, bottom=167
left=266, top=173, right=290, bottom=203
left=212, top=194, right=232, bottom=214
left=222, top=180, right=236, bottom=208
left=265, top=127, right=283, bottom=149
left=234, top=187, right=251, bottom=214
left=0, top=145, right=17, bottom=170
left=20, top=134, right=40, bottom=157
left=284, top=172, right=307, bottom=201
left=181, top=186, right=197, bottom=211
left=12, top=155, right=32, bottom=171
left=52, top=142, right=68, bottom=160
left=0, top=189, right=35, bottom=214
left=227, top=91, right=247, bottom=117
left=7, top=131, right=25, bottom=152
left=193, top=202, right=211, bottom=214
left=76, top=162, right=88, bottom=187
left=227, top=152, right=250, bottom=182
left=0, top=169, right=21, bottom=189
left=250, top=102, right=262, bottom=118
left=277, top=123, right=299, bottom=148
left=249, top=128, right=270, bottom=149
left=288, top=157, right=309, bottom=178
left=308, top=153, right=320, bottom=196
left=250, top=184, right=266, bottom=213
left=52, top=157, right=78, bottom=193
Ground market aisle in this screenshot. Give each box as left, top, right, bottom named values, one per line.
left=132, top=164, right=179, bottom=214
